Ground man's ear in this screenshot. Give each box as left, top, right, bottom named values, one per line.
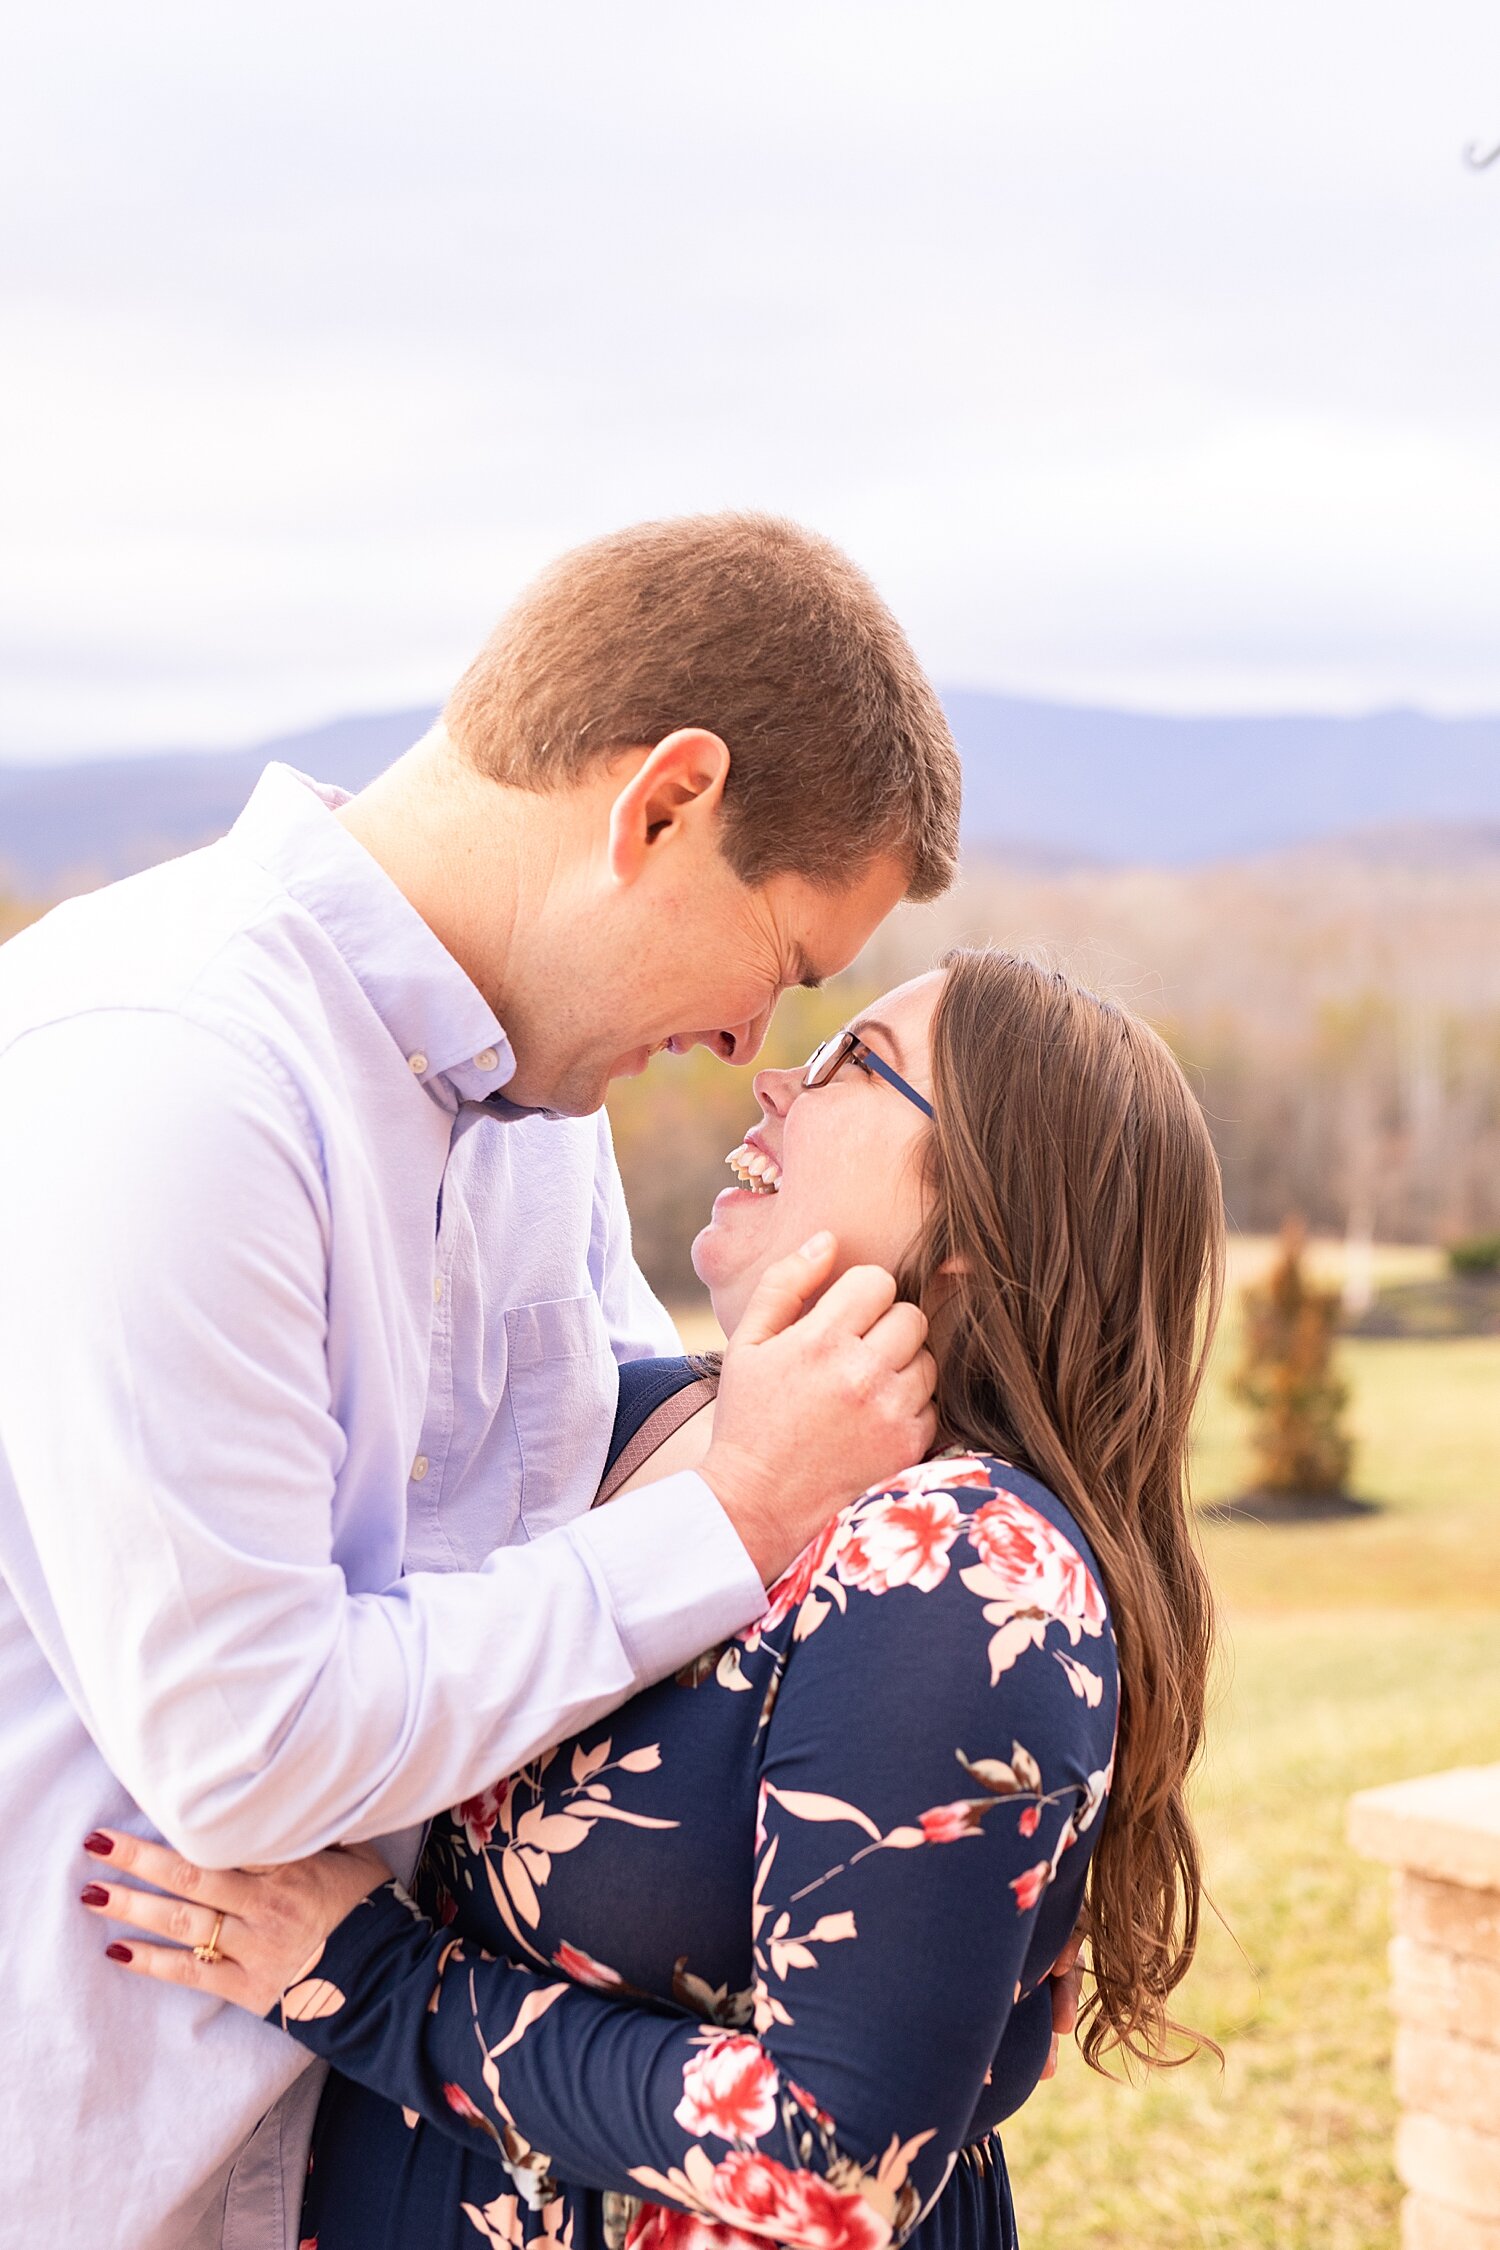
left=607, top=729, right=731, bottom=885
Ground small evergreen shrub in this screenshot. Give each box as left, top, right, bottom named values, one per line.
left=1448, top=1235, right=1500, bottom=1277
left=1232, top=1220, right=1355, bottom=1498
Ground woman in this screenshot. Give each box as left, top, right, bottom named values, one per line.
left=84, top=949, right=1223, bottom=2250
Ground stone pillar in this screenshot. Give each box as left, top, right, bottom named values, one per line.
left=1348, top=1765, right=1500, bottom=2250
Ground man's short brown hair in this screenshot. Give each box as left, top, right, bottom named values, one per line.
left=443, top=512, right=961, bottom=901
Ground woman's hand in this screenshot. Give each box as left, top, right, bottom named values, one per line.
left=80, top=1828, right=390, bottom=2016
left=1040, top=1925, right=1086, bottom=2080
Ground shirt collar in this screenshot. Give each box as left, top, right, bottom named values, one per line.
left=227, top=763, right=517, bottom=1108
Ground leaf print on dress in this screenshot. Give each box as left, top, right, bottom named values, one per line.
left=462, top=2190, right=576, bottom=2250
left=1052, top=1649, right=1105, bottom=1706
left=448, top=1734, right=679, bottom=1968
left=763, top=1909, right=858, bottom=1983
left=762, top=1785, right=882, bottom=1842
left=278, top=1976, right=345, bottom=2023
left=740, top=1516, right=850, bottom=1651
left=958, top=1492, right=1105, bottom=1684
left=917, top=1753, right=1047, bottom=1849
left=714, top=1646, right=756, bottom=1692
left=460, top=2188, right=525, bottom=2247
left=953, top=1744, right=1040, bottom=1798
left=673, top=1956, right=757, bottom=2029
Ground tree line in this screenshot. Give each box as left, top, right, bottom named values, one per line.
left=8, top=833, right=1495, bottom=1310
left=610, top=833, right=1500, bottom=1302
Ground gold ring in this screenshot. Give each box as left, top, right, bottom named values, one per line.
left=193, top=1910, right=226, bottom=1965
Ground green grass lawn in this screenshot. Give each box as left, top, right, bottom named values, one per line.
left=676, top=1237, right=1500, bottom=2246
left=1003, top=1242, right=1500, bottom=2250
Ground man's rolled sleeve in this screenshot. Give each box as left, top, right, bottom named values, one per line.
left=569, top=1467, right=767, bottom=1680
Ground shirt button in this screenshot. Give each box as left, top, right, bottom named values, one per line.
left=432, top=1276, right=443, bottom=1305
left=410, top=1455, right=430, bottom=1482
left=474, top=1048, right=499, bottom=1072
left=407, top=1051, right=428, bottom=1076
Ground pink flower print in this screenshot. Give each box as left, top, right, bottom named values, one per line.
left=837, top=1493, right=961, bottom=1597
left=443, top=2082, right=487, bottom=2126
left=878, top=1457, right=995, bottom=1499
left=454, top=1778, right=510, bottom=1853
left=967, top=1497, right=1106, bottom=1627
left=708, top=2150, right=889, bottom=2250
left=624, top=2211, right=756, bottom=2250
left=1010, top=1861, right=1052, bottom=1912
left=623, top=2211, right=713, bottom=2250
left=553, top=1941, right=628, bottom=1993
left=1018, top=1804, right=1041, bottom=1839
left=918, top=1800, right=986, bottom=1844
left=674, top=2033, right=780, bottom=2142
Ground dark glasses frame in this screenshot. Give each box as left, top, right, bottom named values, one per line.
left=802, top=1029, right=934, bottom=1119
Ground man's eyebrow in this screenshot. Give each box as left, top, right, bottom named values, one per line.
left=851, top=1014, right=905, bottom=1070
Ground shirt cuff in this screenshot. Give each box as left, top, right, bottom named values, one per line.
left=569, top=1469, right=767, bottom=1685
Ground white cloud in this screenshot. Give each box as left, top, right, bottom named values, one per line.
left=3, top=0, right=1499, bottom=757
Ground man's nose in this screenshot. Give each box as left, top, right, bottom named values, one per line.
left=703, top=1006, right=773, bottom=1066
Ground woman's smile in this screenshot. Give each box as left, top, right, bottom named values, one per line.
left=723, top=1137, right=782, bottom=1193
left=693, top=974, right=941, bottom=1338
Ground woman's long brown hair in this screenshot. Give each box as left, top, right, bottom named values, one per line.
left=901, top=949, right=1225, bottom=2072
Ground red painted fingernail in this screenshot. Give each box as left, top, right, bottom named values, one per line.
left=105, top=1942, right=132, bottom=1963
left=83, top=1832, right=114, bottom=1856
left=80, top=1884, right=109, bottom=1907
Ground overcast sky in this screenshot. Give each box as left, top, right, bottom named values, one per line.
left=2, top=1, right=1498, bottom=761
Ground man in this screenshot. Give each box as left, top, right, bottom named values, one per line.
left=0, top=514, right=961, bottom=2245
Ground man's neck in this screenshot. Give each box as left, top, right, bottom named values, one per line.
left=334, top=726, right=552, bottom=1015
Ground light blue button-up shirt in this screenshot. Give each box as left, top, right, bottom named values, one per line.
left=0, top=765, right=763, bottom=2247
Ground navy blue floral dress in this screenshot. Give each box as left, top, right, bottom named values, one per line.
left=277, top=1361, right=1119, bottom=2250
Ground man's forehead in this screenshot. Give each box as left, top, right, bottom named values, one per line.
left=783, top=855, right=907, bottom=982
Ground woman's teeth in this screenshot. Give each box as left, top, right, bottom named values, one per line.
left=725, top=1144, right=781, bottom=1195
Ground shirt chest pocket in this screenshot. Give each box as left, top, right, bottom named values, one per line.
left=503, top=1294, right=619, bottom=1540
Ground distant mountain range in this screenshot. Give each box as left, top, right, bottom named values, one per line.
left=3, top=692, right=1500, bottom=895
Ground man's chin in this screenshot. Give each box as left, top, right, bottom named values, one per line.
left=608, top=1044, right=662, bottom=1084
left=501, top=1062, right=612, bottom=1117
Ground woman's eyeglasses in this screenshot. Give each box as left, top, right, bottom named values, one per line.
left=801, top=1030, right=934, bottom=1119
